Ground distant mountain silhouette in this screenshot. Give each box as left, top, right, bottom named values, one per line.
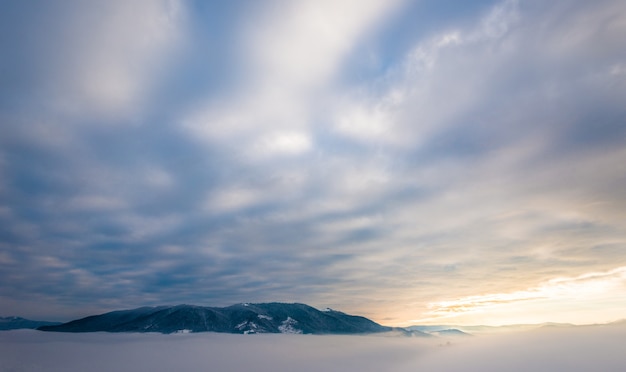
left=0, top=316, right=61, bottom=330
left=38, top=303, right=393, bottom=335
left=430, top=329, right=472, bottom=337
left=407, top=322, right=578, bottom=335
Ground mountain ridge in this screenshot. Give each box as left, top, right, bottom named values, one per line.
left=37, top=302, right=395, bottom=335
left=0, top=316, right=61, bottom=330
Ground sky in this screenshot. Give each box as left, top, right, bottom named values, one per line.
left=0, top=0, right=625, bottom=326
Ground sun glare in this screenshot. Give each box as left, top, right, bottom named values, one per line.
left=413, top=266, right=626, bottom=325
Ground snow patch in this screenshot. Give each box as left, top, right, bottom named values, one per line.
left=236, top=321, right=259, bottom=333
left=175, top=329, right=192, bottom=334
left=258, top=314, right=273, bottom=321
left=278, top=317, right=302, bottom=334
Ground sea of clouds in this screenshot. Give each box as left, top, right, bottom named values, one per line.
left=1, top=323, right=624, bottom=371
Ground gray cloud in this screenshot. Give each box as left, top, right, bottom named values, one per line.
left=1, top=0, right=625, bottom=324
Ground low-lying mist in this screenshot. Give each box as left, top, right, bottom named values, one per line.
left=1, top=323, right=624, bottom=371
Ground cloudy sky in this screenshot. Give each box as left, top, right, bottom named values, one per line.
left=1, top=0, right=625, bottom=326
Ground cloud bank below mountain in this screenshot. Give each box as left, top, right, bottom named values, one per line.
left=2, top=323, right=625, bottom=371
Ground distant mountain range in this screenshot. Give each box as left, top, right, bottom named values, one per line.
left=0, top=316, right=61, bottom=330
left=37, top=303, right=397, bottom=335
left=407, top=323, right=579, bottom=335
left=12, top=303, right=604, bottom=336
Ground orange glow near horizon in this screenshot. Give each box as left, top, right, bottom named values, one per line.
left=404, top=266, right=626, bottom=326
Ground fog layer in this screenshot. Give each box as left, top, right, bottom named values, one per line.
left=1, top=323, right=624, bottom=371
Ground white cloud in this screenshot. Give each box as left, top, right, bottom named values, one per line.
left=245, top=0, right=403, bottom=91
left=183, top=0, right=403, bottom=154
left=28, top=0, right=184, bottom=120
left=205, top=187, right=265, bottom=214
left=333, top=90, right=404, bottom=144
left=330, top=0, right=521, bottom=147
left=143, top=167, right=175, bottom=189
left=249, top=131, right=313, bottom=158
left=477, top=0, right=519, bottom=39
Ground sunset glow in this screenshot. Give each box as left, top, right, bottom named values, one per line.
left=412, top=266, right=626, bottom=325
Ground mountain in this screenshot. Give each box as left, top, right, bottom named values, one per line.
left=430, top=329, right=472, bottom=337
left=407, top=323, right=576, bottom=335
left=407, top=325, right=455, bottom=333
left=0, top=316, right=61, bottom=330
left=38, top=303, right=392, bottom=335
left=405, top=326, right=472, bottom=337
